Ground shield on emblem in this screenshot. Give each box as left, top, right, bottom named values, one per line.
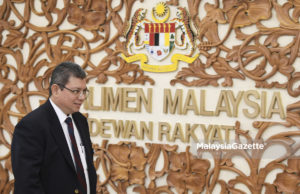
left=144, top=23, right=175, bottom=61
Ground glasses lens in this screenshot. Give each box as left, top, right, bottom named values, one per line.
left=83, top=89, right=89, bottom=97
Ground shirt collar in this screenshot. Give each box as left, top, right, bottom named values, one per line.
left=49, top=98, right=72, bottom=125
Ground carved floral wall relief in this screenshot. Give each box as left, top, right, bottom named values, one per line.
left=1, top=0, right=300, bottom=193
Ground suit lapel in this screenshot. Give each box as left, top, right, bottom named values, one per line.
left=72, top=114, right=93, bottom=169
left=45, top=100, right=76, bottom=172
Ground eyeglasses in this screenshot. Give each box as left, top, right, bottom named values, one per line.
left=58, top=84, right=89, bottom=98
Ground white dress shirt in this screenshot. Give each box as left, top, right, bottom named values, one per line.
left=50, top=99, right=90, bottom=194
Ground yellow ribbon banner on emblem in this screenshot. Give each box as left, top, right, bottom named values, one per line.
left=121, top=53, right=199, bottom=73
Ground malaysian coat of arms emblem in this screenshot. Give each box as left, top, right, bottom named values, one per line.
left=121, top=2, right=199, bottom=72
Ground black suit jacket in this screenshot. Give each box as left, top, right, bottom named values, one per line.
left=11, top=100, right=97, bottom=194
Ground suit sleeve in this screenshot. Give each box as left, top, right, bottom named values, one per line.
left=11, top=119, right=45, bottom=194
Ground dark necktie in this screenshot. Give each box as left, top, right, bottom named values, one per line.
left=65, top=117, right=87, bottom=194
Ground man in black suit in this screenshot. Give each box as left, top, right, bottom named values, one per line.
left=11, top=62, right=97, bottom=194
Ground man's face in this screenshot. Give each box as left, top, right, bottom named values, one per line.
left=55, top=76, right=87, bottom=115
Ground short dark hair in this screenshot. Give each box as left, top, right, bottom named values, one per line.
left=49, top=61, right=86, bottom=96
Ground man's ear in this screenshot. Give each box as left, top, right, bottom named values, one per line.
left=51, top=84, right=60, bottom=96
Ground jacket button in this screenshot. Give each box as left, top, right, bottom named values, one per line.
left=75, top=189, right=79, bottom=194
